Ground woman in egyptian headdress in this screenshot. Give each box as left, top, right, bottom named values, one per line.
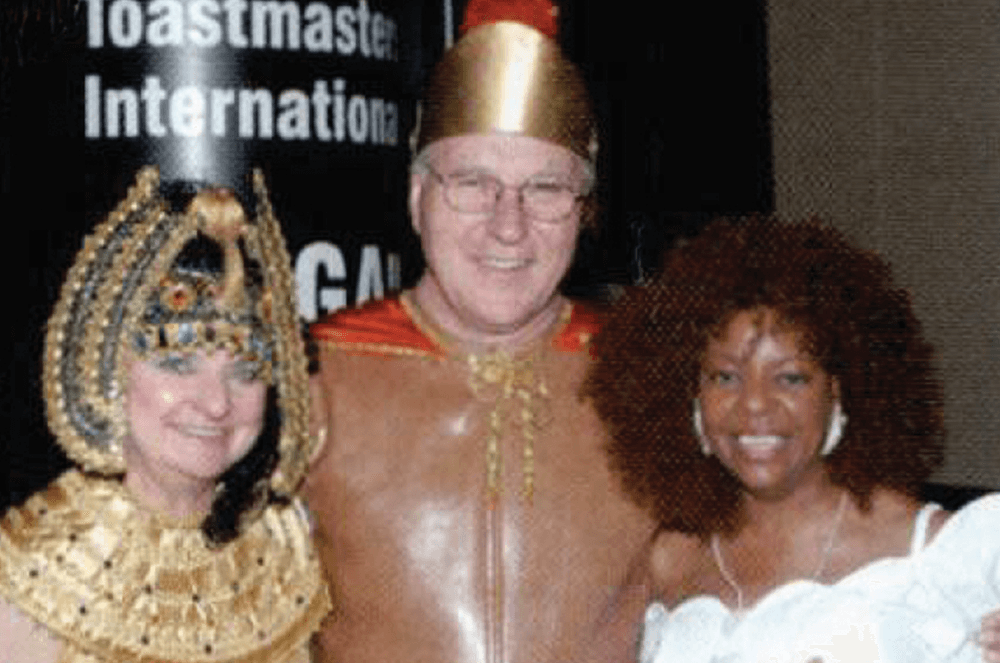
left=0, top=167, right=329, bottom=662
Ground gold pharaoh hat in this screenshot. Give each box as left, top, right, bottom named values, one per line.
left=412, top=6, right=597, bottom=164
left=43, top=166, right=314, bottom=496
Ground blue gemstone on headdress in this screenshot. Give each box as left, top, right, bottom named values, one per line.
left=178, top=323, right=196, bottom=345
left=249, top=331, right=273, bottom=359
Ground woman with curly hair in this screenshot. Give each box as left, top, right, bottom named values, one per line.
left=585, top=216, right=1000, bottom=662
left=0, top=167, right=329, bottom=662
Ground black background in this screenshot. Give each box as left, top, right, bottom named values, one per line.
left=0, top=0, right=778, bottom=508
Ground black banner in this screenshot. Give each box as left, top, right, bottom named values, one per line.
left=2, top=0, right=439, bottom=506
left=78, top=0, right=425, bottom=320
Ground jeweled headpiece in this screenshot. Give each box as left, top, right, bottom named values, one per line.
left=412, top=0, right=597, bottom=164
left=43, top=166, right=313, bottom=495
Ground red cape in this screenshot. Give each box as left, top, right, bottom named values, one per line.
left=311, top=297, right=600, bottom=358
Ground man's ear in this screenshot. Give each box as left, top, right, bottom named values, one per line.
left=409, top=172, right=424, bottom=236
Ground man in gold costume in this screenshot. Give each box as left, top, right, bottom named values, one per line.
left=305, top=1, right=656, bottom=661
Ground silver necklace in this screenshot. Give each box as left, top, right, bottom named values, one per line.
left=710, top=492, right=848, bottom=613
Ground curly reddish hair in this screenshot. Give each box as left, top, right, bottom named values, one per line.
left=583, top=216, right=944, bottom=537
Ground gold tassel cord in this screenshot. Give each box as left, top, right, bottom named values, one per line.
left=467, top=351, right=549, bottom=506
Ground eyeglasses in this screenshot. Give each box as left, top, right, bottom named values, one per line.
left=424, top=165, right=586, bottom=223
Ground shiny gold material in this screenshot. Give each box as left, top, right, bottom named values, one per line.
left=250, top=169, right=314, bottom=496
left=413, top=21, right=597, bottom=164
left=42, top=166, right=315, bottom=495
left=0, top=470, right=329, bottom=662
left=306, top=298, right=657, bottom=663
left=190, top=188, right=250, bottom=314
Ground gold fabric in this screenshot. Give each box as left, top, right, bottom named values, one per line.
left=0, top=470, right=330, bottom=662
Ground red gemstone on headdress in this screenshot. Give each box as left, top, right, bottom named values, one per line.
left=460, top=0, right=559, bottom=39
left=162, top=281, right=195, bottom=312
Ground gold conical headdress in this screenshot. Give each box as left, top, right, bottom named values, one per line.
left=413, top=8, right=597, bottom=164
left=43, top=167, right=315, bottom=495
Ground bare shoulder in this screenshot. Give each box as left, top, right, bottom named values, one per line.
left=860, top=489, right=950, bottom=552
left=876, top=488, right=953, bottom=536
left=0, top=596, right=63, bottom=663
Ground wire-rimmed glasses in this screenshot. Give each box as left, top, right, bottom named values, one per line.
left=424, top=165, right=586, bottom=224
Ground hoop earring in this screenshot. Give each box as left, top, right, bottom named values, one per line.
left=693, top=400, right=711, bottom=456
left=821, top=402, right=847, bottom=456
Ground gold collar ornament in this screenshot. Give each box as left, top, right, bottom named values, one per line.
left=0, top=470, right=328, bottom=662
left=402, top=293, right=561, bottom=506
left=468, top=350, right=551, bottom=507
left=43, top=166, right=314, bottom=496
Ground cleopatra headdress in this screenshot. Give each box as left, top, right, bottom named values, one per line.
left=43, top=166, right=313, bottom=495
left=411, top=0, right=598, bottom=165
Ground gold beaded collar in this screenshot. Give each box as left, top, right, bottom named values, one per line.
left=0, top=470, right=329, bottom=662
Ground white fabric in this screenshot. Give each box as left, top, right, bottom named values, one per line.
left=910, top=503, right=942, bottom=555
left=640, top=496, right=1000, bottom=663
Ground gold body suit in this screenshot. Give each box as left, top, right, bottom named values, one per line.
left=306, top=296, right=655, bottom=663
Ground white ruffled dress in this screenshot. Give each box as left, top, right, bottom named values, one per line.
left=640, top=495, right=1000, bottom=663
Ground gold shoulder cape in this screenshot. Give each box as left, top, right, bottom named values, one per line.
left=0, top=470, right=330, bottom=663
